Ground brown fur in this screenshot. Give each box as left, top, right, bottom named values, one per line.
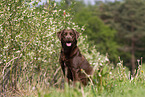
left=57, top=29, right=93, bottom=86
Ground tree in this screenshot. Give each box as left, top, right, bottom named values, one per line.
left=100, top=0, right=145, bottom=76
left=73, top=6, right=118, bottom=63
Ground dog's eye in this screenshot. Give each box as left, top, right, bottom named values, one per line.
left=63, top=33, right=67, bottom=36
left=70, top=33, right=73, bottom=35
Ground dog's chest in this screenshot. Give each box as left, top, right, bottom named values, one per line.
left=64, top=58, right=80, bottom=69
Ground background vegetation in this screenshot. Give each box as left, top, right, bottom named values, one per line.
left=60, top=0, right=145, bottom=74
left=0, top=0, right=145, bottom=96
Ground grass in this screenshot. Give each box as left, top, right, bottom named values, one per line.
left=13, top=64, right=144, bottom=97
left=1, top=61, right=145, bottom=97
left=30, top=80, right=145, bottom=97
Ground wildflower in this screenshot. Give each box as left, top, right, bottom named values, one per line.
left=32, top=86, right=35, bottom=90
left=137, top=59, right=140, bottom=63
left=105, top=57, right=109, bottom=61
left=63, top=10, right=66, bottom=15
left=141, top=70, right=143, bottom=73
left=16, top=50, right=20, bottom=53
left=81, top=27, right=85, bottom=31
left=100, top=63, right=103, bottom=66
left=98, top=73, right=101, bottom=77
left=53, top=10, right=57, bottom=13
left=93, top=63, right=96, bottom=66
left=112, top=66, right=114, bottom=69
left=137, top=59, right=140, bottom=65
left=72, top=23, right=75, bottom=25
left=0, top=61, right=2, bottom=64
left=98, top=58, right=101, bottom=60
left=54, top=3, right=56, bottom=7
left=117, top=63, right=122, bottom=66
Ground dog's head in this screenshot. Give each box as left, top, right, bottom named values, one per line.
left=57, top=29, right=80, bottom=47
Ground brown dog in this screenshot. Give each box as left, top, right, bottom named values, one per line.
left=57, top=29, right=93, bottom=86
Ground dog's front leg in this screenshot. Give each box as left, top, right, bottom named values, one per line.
left=64, top=66, right=70, bottom=85
left=72, top=70, right=78, bottom=87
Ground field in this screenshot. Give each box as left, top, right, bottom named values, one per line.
left=45, top=65, right=145, bottom=97
left=5, top=64, right=145, bottom=97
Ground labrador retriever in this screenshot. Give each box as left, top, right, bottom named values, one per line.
left=57, top=29, right=93, bottom=86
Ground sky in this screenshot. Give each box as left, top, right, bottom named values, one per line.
left=39, top=0, right=116, bottom=5
left=55, top=0, right=97, bottom=5
left=55, top=0, right=117, bottom=5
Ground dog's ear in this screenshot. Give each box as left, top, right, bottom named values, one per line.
left=57, top=30, right=64, bottom=40
left=72, top=29, right=80, bottom=40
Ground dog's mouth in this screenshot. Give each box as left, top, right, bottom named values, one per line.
left=66, top=41, right=72, bottom=47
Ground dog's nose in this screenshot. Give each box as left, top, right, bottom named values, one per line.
left=66, top=34, right=72, bottom=39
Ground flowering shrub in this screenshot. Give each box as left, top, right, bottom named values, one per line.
left=0, top=0, right=109, bottom=94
